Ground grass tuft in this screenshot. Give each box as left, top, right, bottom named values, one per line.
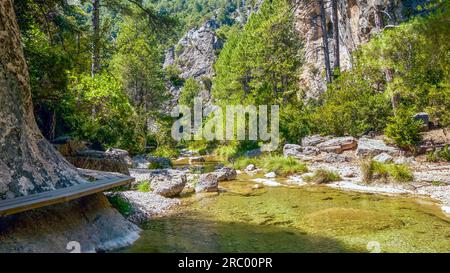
left=304, top=169, right=342, bottom=184
left=360, top=160, right=413, bottom=183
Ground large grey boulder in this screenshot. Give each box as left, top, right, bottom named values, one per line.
left=283, top=144, right=319, bottom=161
left=301, top=135, right=330, bottom=146
left=316, top=137, right=357, bottom=154
left=135, top=169, right=186, bottom=197
left=213, top=167, right=237, bottom=181
left=356, top=138, right=398, bottom=157
left=106, top=148, right=132, bottom=167
left=195, top=173, right=219, bottom=193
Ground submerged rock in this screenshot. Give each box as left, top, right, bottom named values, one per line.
left=189, top=156, right=206, bottom=164
left=264, top=172, right=276, bottom=178
left=196, top=173, right=219, bottom=193
left=302, top=208, right=403, bottom=235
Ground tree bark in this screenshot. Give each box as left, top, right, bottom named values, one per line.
left=331, top=0, right=340, bottom=73
left=0, top=0, right=86, bottom=200
left=91, top=0, right=101, bottom=77
left=319, top=0, right=332, bottom=83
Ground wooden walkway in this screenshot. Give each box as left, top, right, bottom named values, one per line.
left=0, top=169, right=134, bottom=217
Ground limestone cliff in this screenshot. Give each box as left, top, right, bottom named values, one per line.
left=293, top=0, right=428, bottom=100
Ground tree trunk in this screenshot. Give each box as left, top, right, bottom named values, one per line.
left=91, top=0, right=101, bottom=77
left=331, top=0, right=340, bottom=73
left=374, top=4, right=399, bottom=113
left=319, top=0, right=332, bottom=83
left=0, top=0, right=86, bottom=200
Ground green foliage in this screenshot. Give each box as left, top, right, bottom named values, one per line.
left=229, top=155, right=308, bottom=176
left=212, top=0, right=302, bottom=106
left=65, top=73, right=145, bottom=153
left=312, top=68, right=391, bottom=136
left=179, top=78, right=202, bottom=107
left=107, top=195, right=133, bottom=216
left=361, top=160, right=414, bottom=183
left=153, top=145, right=180, bottom=158
left=385, top=108, right=422, bottom=150
left=165, top=65, right=185, bottom=87
left=136, top=181, right=151, bottom=192
left=426, top=145, right=450, bottom=162
left=304, top=169, right=342, bottom=184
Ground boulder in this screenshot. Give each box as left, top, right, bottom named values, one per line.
left=51, top=136, right=87, bottom=157
left=413, top=112, right=429, bottom=129
left=323, top=153, right=351, bottom=163
left=245, top=164, right=256, bottom=171
left=301, top=135, right=330, bottom=146
left=316, top=137, right=357, bottom=154
left=67, top=149, right=130, bottom=175
left=283, top=144, right=320, bottom=161
left=137, top=169, right=186, bottom=197
left=106, top=148, right=132, bottom=167
left=214, top=166, right=237, bottom=181
left=356, top=138, right=398, bottom=157
left=264, top=172, right=276, bottom=178
left=373, top=152, right=393, bottom=163
left=195, top=173, right=219, bottom=193
left=106, top=191, right=180, bottom=224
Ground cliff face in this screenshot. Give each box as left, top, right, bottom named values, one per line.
left=294, top=0, right=425, bottom=100
left=163, top=19, right=222, bottom=104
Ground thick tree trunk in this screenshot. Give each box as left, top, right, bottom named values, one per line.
left=91, top=0, right=101, bottom=77
left=331, top=0, right=340, bottom=73
left=319, top=0, right=332, bottom=83
left=0, top=0, right=86, bottom=200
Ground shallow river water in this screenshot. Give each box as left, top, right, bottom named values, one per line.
left=124, top=159, right=450, bottom=253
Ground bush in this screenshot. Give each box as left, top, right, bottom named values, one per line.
left=361, top=160, right=413, bottom=183
left=228, top=155, right=308, bottom=176
left=136, top=181, right=151, bottom=192
left=426, top=145, right=450, bottom=162
left=107, top=195, right=133, bottom=216
left=303, top=169, right=342, bottom=184
left=385, top=108, right=422, bottom=150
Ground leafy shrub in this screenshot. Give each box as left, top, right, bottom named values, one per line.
left=361, top=160, right=413, bottom=183
left=303, top=169, right=342, bottom=184
left=385, top=108, right=422, bottom=150
left=426, top=145, right=450, bottom=162
left=136, top=181, right=151, bottom=192
left=107, top=195, right=133, bottom=216
left=228, top=155, right=308, bottom=176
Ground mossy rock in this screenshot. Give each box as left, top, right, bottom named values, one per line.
left=302, top=208, right=403, bottom=235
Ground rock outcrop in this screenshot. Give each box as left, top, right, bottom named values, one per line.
left=66, top=149, right=130, bottom=175
left=356, top=138, right=398, bottom=157
left=293, top=0, right=421, bottom=99
left=0, top=194, right=140, bottom=253
left=164, top=19, right=222, bottom=104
